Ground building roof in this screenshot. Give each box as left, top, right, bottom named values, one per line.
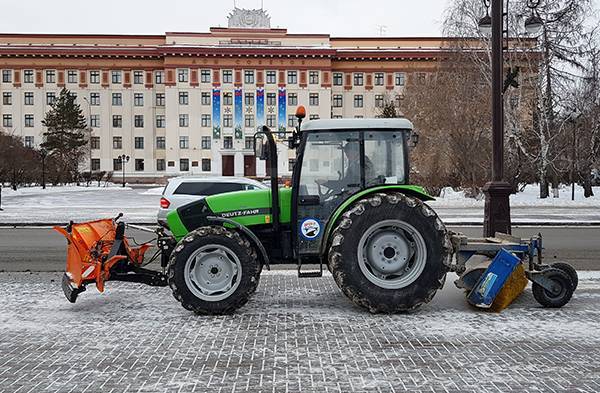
left=301, top=118, right=414, bottom=132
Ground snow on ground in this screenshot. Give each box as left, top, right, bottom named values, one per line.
left=0, top=183, right=599, bottom=224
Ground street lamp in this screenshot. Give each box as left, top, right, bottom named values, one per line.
left=40, top=148, right=48, bottom=190
left=117, top=154, right=130, bottom=188
left=478, top=0, right=543, bottom=237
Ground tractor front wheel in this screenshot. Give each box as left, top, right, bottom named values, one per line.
left=167, top=226, right=260, bottom=315
left=328, top=193, right=452, bottom=313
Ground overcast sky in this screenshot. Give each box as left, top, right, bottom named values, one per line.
left=1, top=0, right=451, bottom=37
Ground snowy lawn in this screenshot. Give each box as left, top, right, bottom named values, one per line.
left=0, top=183, right=599, bottom=224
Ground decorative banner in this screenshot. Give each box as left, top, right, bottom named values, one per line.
left=277, top=87, right=287, bottom=137
left=256, top=87, right=265, bottom=129
left=212, top=88, right=221, bottom=139
left=234, top=88, right=243, bottom=139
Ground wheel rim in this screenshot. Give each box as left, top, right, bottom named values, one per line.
left=544, top=274, right=568, bottom=300
left=357, top=219, right=427, bottom=289
left=184, top=244, right=242, bottom=302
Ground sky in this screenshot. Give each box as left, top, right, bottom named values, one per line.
left=0, top=0, right=451, bottom=37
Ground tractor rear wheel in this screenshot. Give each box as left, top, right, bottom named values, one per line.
left=328, top=193, right=452, bottom=313
left=167, top=226, right=260, bottom=315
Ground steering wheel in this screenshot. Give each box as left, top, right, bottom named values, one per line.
left=315, top=171, right=343, bottom=201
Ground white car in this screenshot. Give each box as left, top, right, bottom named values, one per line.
left=157, top=176, right=268, bottom=226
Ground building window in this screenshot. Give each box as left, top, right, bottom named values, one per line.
left=201, top=92, right=211, bottom=105
left=113, top=115, right=123, bottom=128
left=178, top=92, right=189, bottom=105
left=134, top=115, right=144, bottom=128
left=179, top=136, right=189, bottom=149
left=201, top=136, right=211, bottom=149
left=24, top=136, right=34, bottom=148
left=309, top=114, right=320, bottom=120
left=133, top=71, right=144, bottom=84
left=2, top=92, right=12, bottom=105
left=416, top=73, right=426, bottom=84
left=91, top=136, right=100, bottom=150
left=112, top=93, right=122, bottom=106
left=156, top=136, right=166, bottom=149
left=288, top=115, right=298, bottom=128
left=90, top=92, right=100, bottom=106
left=87, top=158, right=99, bottom=171
left=288, top=93, right=298, bottom=106
left=24, top=114, right=34, bottom=127
left=201, top=114, right=211, bottom=128
left=223, top=136, right=233, bottom=149
left=309, top=71, right=319, bottom=84
left=134, top=93, right=144, bottom=107
left=24, top=92, right=34, bottom=105
left=46, top=92, right=56, bottom=105
left=245, top=93, right=254, bottom=106
left=332, top=94, right=343, bottom=108
left=244, top=136, right=253, bottom=150
left=111, top=71, right=122, bottom=84
left=244, top=70, right=255, bottom=84
left=135, top=159, right=144, bottom=171
left=223, top=114, right=233, bottom=128
left=179, top=114, right=189, bottom=127
left=24, top=70, right=34, bottom=83
left=375, top=95, right=384, bottom=108
left=222, top=70, right=233, bottom=84
left=375, top=73, right=384, bottom=86
left=46, top=70, right=56, bottom=83
left=266, top=71, right=276, bottom=84
left=354, top=73, right=364, bottom=86
left=180, top=159, right=190, bottom=172
left=134, top=137, right=144, bottom=149
left=201, top=159, right=211, bottom=172
left=333, top=73, right=343, bottom=86
left=90, top=71, right=100, bottom=84
left=245, top=115, right=254, bottom=128
left=155, top=71, right=164, bottom=84
left=113, top=136, right=122, bottom=149
left=309, top=93, right=319, bottom=106
left=2, top=114, right=12, bottom=128
left=113, top=159, right=122, bottom=171
left=396, top=72, right=406, bottom=86
left=2, top=70, right=12, bottom=83
left=67, top=70, right=78, bottom=84
left=354, top=95, right=364, bottom=108
left=200, top=69, right=211, bottom=83
left=266, top=93, right=276, bottom=106
left=156, top=159, right=166, bottom=171
left=266, top=115, right=276, bottom=127
left=69, top=92, right=77, bottom=100
left=223, top=92, right=233, bottom=106
left=287, top=71, right=298, bottom=84
left=156, top=93, right=165, bottom=107
left=178, top=69, right=189, bottom=83
left=156, top=115, right=165, bottom=128
left=90, top=114, right=100, bottom=128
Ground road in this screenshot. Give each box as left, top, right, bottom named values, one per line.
left=0, top=226, right=598, bottom=271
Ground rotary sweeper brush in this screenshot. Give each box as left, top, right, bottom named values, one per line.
left=55, top=108, right=578, bottom=313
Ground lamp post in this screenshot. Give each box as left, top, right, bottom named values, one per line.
left=40, top=148, right=48, bottom=190
left=478, top=0, right=543, bottom=237
left=118, top=154, right=130, bottom=188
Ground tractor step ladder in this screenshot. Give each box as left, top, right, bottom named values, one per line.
left=297, top=258, right=323, bottom=278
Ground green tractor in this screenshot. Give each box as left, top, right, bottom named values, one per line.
left=165, top=107, right=452, bottom=314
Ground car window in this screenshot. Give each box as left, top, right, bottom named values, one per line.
left=173, top=182, right=246, bottom=196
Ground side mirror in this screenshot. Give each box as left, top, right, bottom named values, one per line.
left=254, top=134, right=268, bottom=160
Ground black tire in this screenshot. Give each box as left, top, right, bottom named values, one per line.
left=328, top=193, right=452, bottom=313
left=532, top=268, right=574, bottom=308
left=550, top=262, right=578, bottom=291
left=167, top=226, right=260, bottom=315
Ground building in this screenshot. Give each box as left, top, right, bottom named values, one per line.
left=0, top=8, right=461, bottom=181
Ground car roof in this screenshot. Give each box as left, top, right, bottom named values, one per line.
left=168, top=176, right=266, bottom=186
left=301, top=118, right=413, bottom=132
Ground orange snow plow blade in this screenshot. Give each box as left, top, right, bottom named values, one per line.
left=54, top=217, right=165, bottom=303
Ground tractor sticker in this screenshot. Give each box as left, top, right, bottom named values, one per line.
left=300, top=218, right=321, bottom=240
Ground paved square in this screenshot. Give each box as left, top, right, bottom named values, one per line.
left=0, top=271, right=599, bottom=393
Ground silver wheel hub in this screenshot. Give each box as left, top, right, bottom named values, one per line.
left=184, top=245, right=241, bottom=302
left=357, top=220, right=427, bottom=289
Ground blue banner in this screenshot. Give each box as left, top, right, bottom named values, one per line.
left=234, top=88, right=243, bottom=139
left=278, top=87, right=286, bottom=135
left=212, top=88, right=221, bottom=139
left=256, top=87, right=265, bottom=129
